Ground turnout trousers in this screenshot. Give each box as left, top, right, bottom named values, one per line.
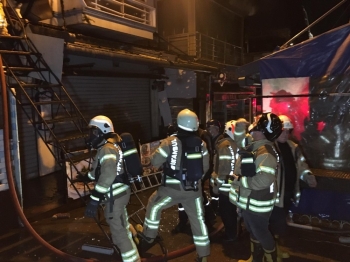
left=104, top=188, right=140, bottom=262
left=241, top=210, right=275, bottom=251
left=143, top=178, right=210, bottom=258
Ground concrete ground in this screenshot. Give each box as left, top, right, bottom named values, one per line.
left=0, top=173, right=350, bottom=262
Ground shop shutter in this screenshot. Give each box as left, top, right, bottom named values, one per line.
left=62, top=76, right=152, bottom=144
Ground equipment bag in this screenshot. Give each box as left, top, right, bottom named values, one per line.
left=178, top=135, right=203, bottom=191
left=118, top=133, right=142, bottom=182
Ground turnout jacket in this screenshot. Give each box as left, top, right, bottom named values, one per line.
left=211, top=137, right=239, bottom=196
left=229, top=139, right=279, bottom=216
left=150, top=134, right=210, bottom=180
left=274, top=139, right=314, bottom=207
left=88, top=136, right=129, bottom=202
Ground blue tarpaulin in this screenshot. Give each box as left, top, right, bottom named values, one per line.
left=237, top=23, right=350, bottom=80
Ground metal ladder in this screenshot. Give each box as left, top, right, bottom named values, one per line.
left=0, top=1, right=90, bottom=197
left=130, top=172, right=162, bottom=193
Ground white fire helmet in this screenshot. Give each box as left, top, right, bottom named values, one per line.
left=88, top=115, right=114, bottom=134
left=279, top=115, right=294, bottom=130
left=224, top=120, right=236, bottom=140
left=177, top=109, right=199, bottom=132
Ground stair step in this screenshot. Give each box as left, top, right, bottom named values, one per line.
left=0, top=35, right=24, bottom=40
left=6, top=66, right=48, bottom=72
left=0, top=50, right=33, bottom=56
left=57, top=132, right=88, bottom=143
left=64, top=150, right=95, bottom=164
left=9, top=83, right=61, bottom=89
left=35, top=116, right=82, bottom=124
left=22, top=100, right=70, bottom=106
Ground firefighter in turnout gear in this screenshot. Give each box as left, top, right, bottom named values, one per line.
left=270, top=115, right=317, bottom=261
left=174, top=126, right=216, bottom=234
left=211, top=120, right=239, bottom=242
left=84, top=115, right=140, bottom=262
left=229, top=113, right=282, bottom=262
left=137, top=109, right=210, bottom=262
left=206, top=119, right=224, bottom=213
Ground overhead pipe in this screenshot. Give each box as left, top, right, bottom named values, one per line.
left=64, top=42, right=216, bottom=73
left=281, top=0, right=348, bottom=49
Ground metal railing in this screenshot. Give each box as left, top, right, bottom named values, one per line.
left=85, top=0, right=156, bottom=27
left=165, top=32, right=243, bottom=66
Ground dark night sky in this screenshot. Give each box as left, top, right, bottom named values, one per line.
left=244, top=0, right=350, bottom=52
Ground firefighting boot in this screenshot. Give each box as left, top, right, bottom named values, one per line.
left=135, top=224, right=167, bottom=257
left=264, top=247, right=278, bottom=262
left=195, top=255, right=208, bottom=262
left=238, top=238, right=264, bottom=262
left=274, top=235, right=289, bottom=261
left=204, top=203, right=216, bottom=230
left=129, top=224, right=140, bottom=245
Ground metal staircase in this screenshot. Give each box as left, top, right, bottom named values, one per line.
left=0, top=2, right=91, bottom=191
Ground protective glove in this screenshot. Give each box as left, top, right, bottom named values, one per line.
left=305, top=174, right=317, bottom=187
left=84, top=199, right=100, bottom=218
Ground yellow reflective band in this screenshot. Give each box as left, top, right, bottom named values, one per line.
left=90, top=195, right=100, bottom=201
left=217, top=178, right=225, bottom=184
left=144, top=217, right=160, bottom=230
left=229, top=194, right=237, bottom=203
left=165, top=178, right=181, bottom=184
left=100, top=154, right=117, bottom=164
left=112, top=185, right=129, bottom=196
left=88, top=171, right=95, bottom=180
left=249, top=198, right=275, bottom=206
left=249, top=205, right=273, bottom=213
left=300, top=170, right=311, bottom=180
left=158, top=147, right=168, bottom=158
left=242, top=176, right=249, bottom=188
left=202, top=150, right=208, bottom=156
left=219, top=187, right=230, bottom=192
left=187, top=153, right=202, bottom=159
left=237, top=202, right=247, bottom=210
left=121, top=249, right=137, bottom=259
left=111, top=182, right=125, bottom=189
left=234, top=130, right=245, bottom=136
left=219, top=155, right=232, bottom=160
left=193, top=235, right=210, bottom=246
left=195, top=197, right=208, bottom=235
left=95, top=184, right=109, bottom=193
left=123, top=148, right=137, bottom=156
left=256, top=166, right=276, bottom=175
left=150, top=196, right=172, bottom=221
left=242, top=158, right=254, bottom=163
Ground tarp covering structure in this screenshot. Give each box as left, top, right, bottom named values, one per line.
left=236, top=23, right=350, bottom=222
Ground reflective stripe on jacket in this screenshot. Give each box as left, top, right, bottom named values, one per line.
left=274, top=140, right=313, bottom=207
left=151, top=135, right=210, bottom=180
left=90, top=138, right=128, bottom=201
left=230, top=139, right=278, bottom=216
left=212, top=137, right=239, bottom=196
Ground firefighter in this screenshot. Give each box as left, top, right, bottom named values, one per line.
left=271, top=115, right=317, bottom=260
left=206, top=119, right=224, bottom=212
left=84, top=115, right=140, bottom=262
left=173, top=125, right=216, bottom=233
left=229, top=113, right=282, bottom=262
left=137, top=109, right=210, bottom=262
left=210, top=120, right=240, bottom=242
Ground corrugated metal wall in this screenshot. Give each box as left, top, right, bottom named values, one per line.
left=17, top=76, right=152, bottom=180
left=62, top=76, right=152, bottom=144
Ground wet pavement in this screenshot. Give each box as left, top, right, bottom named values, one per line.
left=1, top=174, right=350, bottom=262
